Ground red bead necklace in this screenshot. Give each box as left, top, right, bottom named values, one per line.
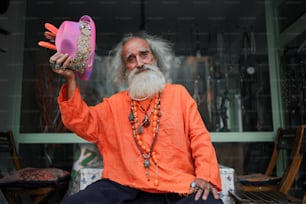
left=137, top=98, right=153, bottom=128
left=129, top=93, right=161, bottom=186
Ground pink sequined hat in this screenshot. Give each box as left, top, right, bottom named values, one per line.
left=38, top=15, right=96, bottom=80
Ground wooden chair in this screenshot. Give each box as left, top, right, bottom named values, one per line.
left=229, top=124, right=306, bottom=203
left=238, top=126, right=301, bottom=191
left=0, top=131, right=70, bottom=204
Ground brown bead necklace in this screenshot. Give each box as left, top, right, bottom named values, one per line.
left=129, top=93, right=161, bottom=186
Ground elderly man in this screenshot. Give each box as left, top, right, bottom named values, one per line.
left=49, top=33, right=223, bottom=204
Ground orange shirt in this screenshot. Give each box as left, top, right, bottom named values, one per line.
left=58, top=83, right=222, bottom=194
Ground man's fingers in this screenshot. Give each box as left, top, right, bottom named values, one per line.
left=50, top=53, right=69, bottom=68
left=190, top=180, right=221, bottom=201
left=194, top=187, right=203, bottom=200
left=200, top=184, right=211, bottom=200
left=62, top=55, right=72, bottom=69
left=211, top=186, right=220, bottom=199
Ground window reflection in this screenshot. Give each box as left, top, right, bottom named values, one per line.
left=170, top=55, right=272, bottom=132
left=20, top=0, right=273, bottom=133
left=281, top=31, right=306, bottom=127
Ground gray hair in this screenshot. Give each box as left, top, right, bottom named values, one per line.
left=108, top=32, right=174, bottom=90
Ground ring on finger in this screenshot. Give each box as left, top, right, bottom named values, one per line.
left=190, top=182, right=197, bottom=188
left=54, top=64, right=61, bottom=69
left=50, top=62, right=55, bottom=68
left=196, top=186, right=203, bottom=191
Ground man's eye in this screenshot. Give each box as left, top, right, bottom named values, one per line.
left=140, top=51, right=149, bottom=58
left=127, top=56, right=135, bottom=63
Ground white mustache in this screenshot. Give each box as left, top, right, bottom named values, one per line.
left=135, top=64, right=159, bottom=74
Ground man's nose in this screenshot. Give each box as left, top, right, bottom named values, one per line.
left=136, top=56, right=144, bottom=68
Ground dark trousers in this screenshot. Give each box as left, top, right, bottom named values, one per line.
left=62, top=179, right=224, bottom=204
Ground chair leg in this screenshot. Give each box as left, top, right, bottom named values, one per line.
left=32, top=184, right=69, bottom=204
left=30, top=188, right=54, bottom=204
left=2, top=190, right=18, bottom=204
left=32, top=194, right=51, bottom=204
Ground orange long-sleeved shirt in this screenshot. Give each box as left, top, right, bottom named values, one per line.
left=58, top=83, right=222, bottom=194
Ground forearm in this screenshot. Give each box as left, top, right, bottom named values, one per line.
left=66, top=77, right=77, bottom=100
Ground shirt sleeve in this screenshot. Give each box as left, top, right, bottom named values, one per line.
left=182, top=86, right=222, bottom=191
left=57, top=84, right=103, bottom=143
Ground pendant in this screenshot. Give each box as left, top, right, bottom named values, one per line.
left=128, top=113, right=134, bottom=122
left=144, top=159, right=150, bottom=168
left=138, top=126, right=143, bottom=134
left=142, top=115, right=150, bottom=128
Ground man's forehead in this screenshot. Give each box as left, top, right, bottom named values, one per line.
left=122, top=38, right=151, bottom=57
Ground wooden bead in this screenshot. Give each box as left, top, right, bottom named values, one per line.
left=152, top=128, right=156, bottom=134
left=137, top=139, right=142, bottom=146
left=154, top=179, right=159, bottom=186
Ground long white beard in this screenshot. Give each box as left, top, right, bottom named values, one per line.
left=127, top=64, right=166, bottom=101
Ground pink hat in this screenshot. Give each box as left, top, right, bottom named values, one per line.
left=38, top=15, right=96, bottom=80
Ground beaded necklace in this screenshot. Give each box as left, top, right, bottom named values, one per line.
left=129, top=93, right=161, bottom=186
